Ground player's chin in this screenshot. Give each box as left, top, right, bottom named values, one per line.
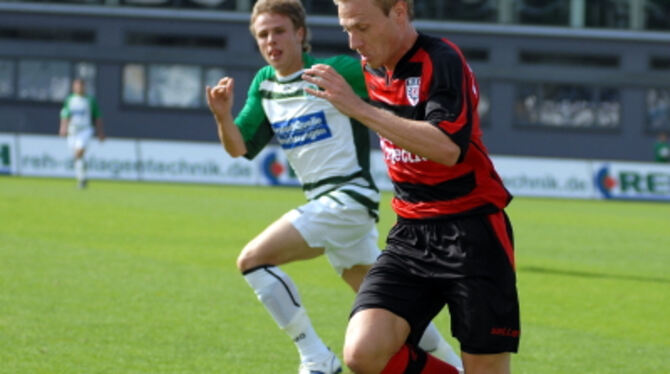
left=362, top=56, right=381, bottom=69
left=262, top=55, right=279, bottom=67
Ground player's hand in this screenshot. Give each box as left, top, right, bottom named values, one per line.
left=206, top=77, right=235, bottom=118
left=302, top=64, right=365, bottom=119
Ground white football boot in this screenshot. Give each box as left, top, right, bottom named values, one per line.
left=298, top=350, right=342, bottom=374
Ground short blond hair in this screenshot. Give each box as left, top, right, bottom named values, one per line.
left=333, top=0, right=414, bottom=20
left=250, top=0, right=311, bottom=52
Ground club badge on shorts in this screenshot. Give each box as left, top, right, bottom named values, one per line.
left=405, top=77, right=421, bottom=106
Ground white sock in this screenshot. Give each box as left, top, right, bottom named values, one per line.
left=75, top=158, right=86, bottom=182
left=243, top=266, right=330, bottom=363
left=419, top=322, right=463, bottom=371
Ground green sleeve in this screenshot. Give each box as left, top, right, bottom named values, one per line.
left=89, top=96, right=102, bottom=120
left=234, top=67, right=274, bottom=160
left=328, top=55, right=368, bottom=100
left=60, top=95, right=73, bottom=119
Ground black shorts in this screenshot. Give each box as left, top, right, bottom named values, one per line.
left=351, top=211, right=520, bottom=354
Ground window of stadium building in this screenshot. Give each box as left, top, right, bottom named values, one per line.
left=74, top=62, right=97, bottom=96
left=123, top=63, right=225, bottom=109
left=120, top=0, right=235, bottom=10
left=16, top=59, right=96, bottom=102
left=651, top=57, right=670, bottom=71
left=515, top=83, right=620, bottom=129
left=302, top=0, right=337, bottom=15
left=414, top=0, right=498, bottom=22
left=647, top=89, right=670, bottom=132
left=517, top=0, right=569, bottom=26
left=477, top=80, right=491, bottom=126
left=519, top=51, right=619, bottom=68
left=0, top=59, right=14, bottom=98
left=18, top=60, right=69, bottom=102
left=123, top=64, right=146, bottom=105
left=584, top=0, right=670, bottom=31
left=148, top=64, right=201, bottom=108
left=585, top=0, right=631, bottom=29
left=646, top=0, right=670, bottom=30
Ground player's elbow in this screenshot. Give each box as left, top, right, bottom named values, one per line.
left=224, top=146, right=246, bottom=158
left=220, top=139, right=247, bottom=158
left=434, top=143, right=461, bottom=166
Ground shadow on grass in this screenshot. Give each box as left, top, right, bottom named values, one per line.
left=520, top=266, right=670, bottom=284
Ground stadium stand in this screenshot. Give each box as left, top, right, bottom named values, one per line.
left=0, top=0, right=669, bottom=161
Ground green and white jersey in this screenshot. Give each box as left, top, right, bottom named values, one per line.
left=236, top=54, right=379, bottom=217
left=60, top=94, right=101, bottom=133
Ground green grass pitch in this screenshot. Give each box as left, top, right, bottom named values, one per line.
left=1, top=176, right=669, bottom=373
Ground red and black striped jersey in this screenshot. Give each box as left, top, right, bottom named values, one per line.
left=364, top=33, right=512, bottom=219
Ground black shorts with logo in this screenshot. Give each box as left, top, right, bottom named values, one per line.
left=351, top=211, right=520, bottom=354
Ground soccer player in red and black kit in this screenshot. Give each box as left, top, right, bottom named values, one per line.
left=303, top=0, right=520, bottom=373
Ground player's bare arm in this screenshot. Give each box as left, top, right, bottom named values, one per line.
left=205, top=77, right=247, bottom=157
left=96, top=119, right=106, bottom=142
left=303, top=64, right=461, bottom=166
left=59, top=119, right=68, bottom=137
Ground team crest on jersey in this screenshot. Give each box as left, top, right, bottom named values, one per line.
left=405, top=77, right=421, bottom=106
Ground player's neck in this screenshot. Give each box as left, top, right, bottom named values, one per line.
left=275, top=55, right=305, bottom=79
left=275, top=66, right=304, bottom=82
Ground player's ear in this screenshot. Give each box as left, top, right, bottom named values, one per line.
left=297, top=26, right=306, bottom=46
left=391, top=0, right=408, bottom=22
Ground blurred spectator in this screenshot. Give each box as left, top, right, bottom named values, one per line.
left=647, top=88, right=670, bottom=131
left=653, top=132, right=670, bottom=163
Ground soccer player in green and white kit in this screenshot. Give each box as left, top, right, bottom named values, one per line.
left=205, top=1, right=462, bottom=373
left=59, top=78, right=105, bottom=188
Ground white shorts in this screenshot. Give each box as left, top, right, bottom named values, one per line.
left=285, top=189, right=381, bottom=275
left=67, top=127, right=94, bottom=152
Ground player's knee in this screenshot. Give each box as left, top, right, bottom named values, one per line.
left=343, top=341, right=383, bottom=374
left=236, top=248, right=253, bottom=272
left=236, top=244, right=263, bottom=272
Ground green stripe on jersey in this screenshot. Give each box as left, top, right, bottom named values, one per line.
left=302, top=170, right=366, bottom=192
left=258, top=88, right=309, bottom=100
left=340, top=189, right=380, bottom=221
